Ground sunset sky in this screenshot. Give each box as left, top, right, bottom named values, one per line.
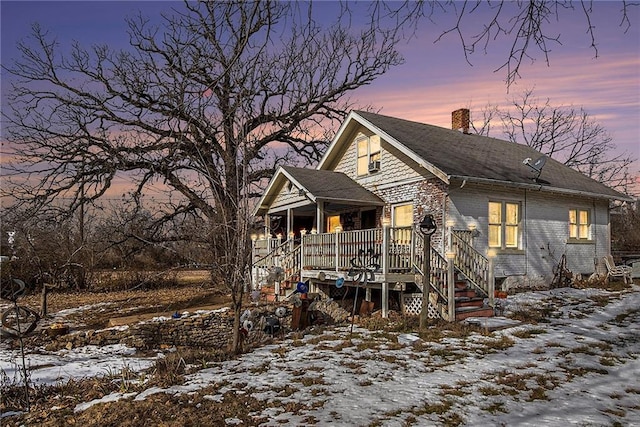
left=1, top=1, right=639, bottom=195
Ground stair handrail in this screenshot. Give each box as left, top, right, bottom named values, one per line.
left=451, top=231, right=489, bottom=297
left=252, top=239, right=292, bottom=268
left=251, top=239, right=302, bottom=296
left=413, top=231, right=449, bottom=309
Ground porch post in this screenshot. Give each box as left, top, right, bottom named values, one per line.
left=446, top=251, right=456, bottom=321
left=446, top=221, right=456, bottom=322
left=335, top=227, right=340, bottom=272
left=487, top=249, right=496, bottom=309
left=316, top=201, right=324, bottom=233
left=300, top=229, right=307, bottom=282
left=250, top=234, right=257, bottom=290
left=287, top=208, right=294, bottom=240
left=264, top=215, right=271, bottom=238
left=381, top=282, right=388, bottom=318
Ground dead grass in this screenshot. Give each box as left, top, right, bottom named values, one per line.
left=482, top=401, right=507, bottom=414
left=510, top=328, right=547, bottom=339
left=3, top=386, right=287, bottom=427
left=17, top=280, right=228, bottom=330
left=507, top=303, right=555, bottom=323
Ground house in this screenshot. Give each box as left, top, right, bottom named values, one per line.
left=252, top=109, right=632, bottom=320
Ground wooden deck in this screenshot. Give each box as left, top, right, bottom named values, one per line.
left=251, top=227, right=495, bottom=321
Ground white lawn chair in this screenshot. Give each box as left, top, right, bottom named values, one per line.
left=603, top=255, right=632, bottom=284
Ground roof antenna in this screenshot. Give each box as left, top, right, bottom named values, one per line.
left=522, top=155, right=547, bottom=181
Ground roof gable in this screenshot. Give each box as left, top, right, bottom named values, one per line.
left=254, top=166, right=384, bottom=216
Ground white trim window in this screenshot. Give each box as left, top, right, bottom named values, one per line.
left=356, top=135, right=381, bottom=176
left=488, top=201, right=521, bottom=249
left=392, top=203, right=413, bottom=227
left=569, top=209, right=590, bottom=240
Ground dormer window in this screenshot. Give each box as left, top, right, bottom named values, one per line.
left=357, top=135, right=381, bottom=176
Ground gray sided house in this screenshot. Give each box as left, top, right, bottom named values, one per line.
left=253, top=109, right=631, bottom=320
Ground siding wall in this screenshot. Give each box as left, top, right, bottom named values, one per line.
left=271, top=184, right=307, bottom=211
left=334, top=131, right=424, bottom=187
left=448, top=182, right=611, bottom=286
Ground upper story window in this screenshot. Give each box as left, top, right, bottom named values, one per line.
left=569, top=209, right=590, bottom=240
left=357, top=136, right=381, bottom=176
left=488, top=201, right=520, bottom=249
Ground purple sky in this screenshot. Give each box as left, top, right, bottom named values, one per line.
left=1, top=1, right=639, bottom=195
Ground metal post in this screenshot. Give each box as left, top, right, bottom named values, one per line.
left=419, top=214, right=437, bottom=329
left=419, top=233, right=431, bottom=329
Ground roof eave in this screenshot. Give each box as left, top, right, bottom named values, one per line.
left=449, top=175, right=633, bottom=201
left=316, top=196, right=386, bottom=206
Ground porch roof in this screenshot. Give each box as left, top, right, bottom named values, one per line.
left=254, top=166, right=384, bottom=216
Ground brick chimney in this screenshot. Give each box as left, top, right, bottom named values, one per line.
left=452, top=108, right=470, bottom=134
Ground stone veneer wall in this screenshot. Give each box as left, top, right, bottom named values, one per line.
left=125, top=311, right=235, bottom=349
left=40, top=302, right=351, bottom=352
left=374, top=177, right=449, bottom=250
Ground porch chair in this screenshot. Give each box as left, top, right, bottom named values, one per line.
left=603, top=255, right=632, bottom=284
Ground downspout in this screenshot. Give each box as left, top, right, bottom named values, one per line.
left=524, top=189, right=528, bottom=277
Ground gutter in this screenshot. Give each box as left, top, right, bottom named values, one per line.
left=448, top=175, right=634, bottom=202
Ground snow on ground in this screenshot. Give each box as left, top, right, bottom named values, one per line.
left=0, top=343, right=156, bottom=387
left=1, top=285, right=639, bottom=425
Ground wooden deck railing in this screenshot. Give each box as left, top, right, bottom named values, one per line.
left=251, top=226, right=494, bottom=319
left=301, top=229, right=383, bottom=271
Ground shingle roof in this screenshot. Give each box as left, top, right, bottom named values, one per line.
left=282, top=166, right=384, bottom=205
left=354, top=110, right=628, bottom=200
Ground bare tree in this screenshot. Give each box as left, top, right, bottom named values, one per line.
left=470, top=89, right=636, bottom=193
left=383, top=1, right=637, bottom=87
left=1, top=1, right=404, bottom=353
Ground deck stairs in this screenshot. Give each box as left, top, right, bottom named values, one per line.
left=453, top=277, right=494, bottom=320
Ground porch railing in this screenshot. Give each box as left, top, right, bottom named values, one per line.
left=301, top=229, right=383, bottom=271
left=299, top=227, right=416, bottom=273
left=253, top=238, right=282, bottom=260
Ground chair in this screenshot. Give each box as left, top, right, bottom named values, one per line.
left=603, top=255, right=632, bottom=284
